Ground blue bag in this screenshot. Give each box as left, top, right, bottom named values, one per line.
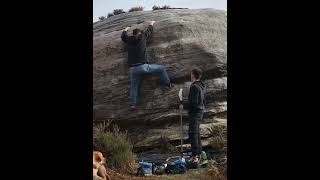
left=137, top=160, right=153, bottom=176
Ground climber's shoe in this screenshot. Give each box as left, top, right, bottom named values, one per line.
left=199, top=151, right=208, bottom=168
left=187, top=156, right=200, bottom=169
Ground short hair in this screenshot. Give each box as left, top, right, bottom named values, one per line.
left=191, top=68, right=202, bottom=79
left=133, top=28, right=142, bottom=35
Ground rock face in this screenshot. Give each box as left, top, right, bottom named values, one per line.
left=93, top=9, right=227, bottom=152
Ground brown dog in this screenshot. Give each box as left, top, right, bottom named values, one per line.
left=93, top=151, right=111, bottom=180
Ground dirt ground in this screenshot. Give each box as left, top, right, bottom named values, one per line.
left=103, top=165, right=226, bottom=180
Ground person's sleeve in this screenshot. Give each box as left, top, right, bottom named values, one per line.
left=121, top=31, right=128, bottom=43
left=183, top=85, right=199, bottom=110
left=144, top=25, right=153, bottom=40
left=189, top=85, right=199, bottom=109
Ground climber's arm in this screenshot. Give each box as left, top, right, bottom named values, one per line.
left=121, top=27, right=130, bottom=43
left=144, top=21, right=155, bottom=40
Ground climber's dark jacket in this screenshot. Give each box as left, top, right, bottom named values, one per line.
left=187, top=80, right=206, bottom=141
left=184, top=80, right=206, bottom=115
left=121, top=25, right=153, bottom=66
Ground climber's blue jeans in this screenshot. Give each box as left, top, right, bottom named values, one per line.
left=129, top=64, right=171, bottom=106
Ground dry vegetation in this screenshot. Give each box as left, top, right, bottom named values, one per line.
left=129, top=6, right=144, bottom=12
left=207, top=124, right=227, bottom=153
left=93, top=123, right=138, bottom=174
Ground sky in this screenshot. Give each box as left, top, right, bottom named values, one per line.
left=93, top=0, right=227, bottom=22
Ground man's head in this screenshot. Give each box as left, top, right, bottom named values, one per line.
left=191, top=68, right=202, bottom=82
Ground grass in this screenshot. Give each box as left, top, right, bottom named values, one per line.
left=93, top=122, right=137, bottom=174
left=155, top=167, right=226, bottom=180
left=129, top=6, right=144, bottom=12
left=207, top=125, right=227, bottom=153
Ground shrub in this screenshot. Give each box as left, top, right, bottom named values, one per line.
left=207, top=125, right=226, bottom=137
left=113, top=9, right=125, bottom=15
left=205, top=160, right=227, bottom=180
left=152, top=5, right=161, bottom=10
left=210, top=136, right=226, bottom=153
left=98, top=16, right=105, bottom=21
left=128, top=6, right=144, bottom=12
left=162, top=5, right=171, bottom=9
left=93, top=123, right=136, bottom=174
left=107, top=13, right=114, bottom=18
left=207, top=125, right=227, bottom=153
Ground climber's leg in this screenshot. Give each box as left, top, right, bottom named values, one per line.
left=147, top=64, right=171, bottom=86
left=189, top=111, right=203, bottom=156
left=198, top=131, right=202, bottom=153
left=129, top=66, right=142, bottom=106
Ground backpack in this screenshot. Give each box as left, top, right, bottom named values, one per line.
left=136, top=161, right=153, bottom=176
left=193, top=82, right=207, bottom=113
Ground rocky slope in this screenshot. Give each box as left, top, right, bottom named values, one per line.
left=93, top=8, right=227, bottom=151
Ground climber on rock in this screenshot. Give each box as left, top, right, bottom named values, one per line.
left=121, top=20, right=173, bottom=110
left=184, top=68, right=206, bottom=164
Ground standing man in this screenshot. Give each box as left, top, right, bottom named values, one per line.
left=186, top=68, right=206, bottom=163
left=121, top=21, right=173, bottom=110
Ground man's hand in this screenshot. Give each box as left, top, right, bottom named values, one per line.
left=150, top=21, right=156, bottom=26
left=124, top=27, right=130, bottom=31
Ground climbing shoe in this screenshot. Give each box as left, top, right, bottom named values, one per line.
left=187, top=156, right=200, bottom=169
left=199, top=151, right=208, bottom=168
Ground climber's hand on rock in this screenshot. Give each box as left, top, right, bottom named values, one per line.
left=124, top=27, right=130, bottom=31
left=150, top=21, right=156, bottom=26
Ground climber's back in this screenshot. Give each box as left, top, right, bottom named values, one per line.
left=121, top=25, right=153, bottom=66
